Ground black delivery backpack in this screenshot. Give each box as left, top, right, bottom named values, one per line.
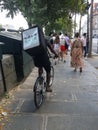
left=22, top=25, right=46, bottom=56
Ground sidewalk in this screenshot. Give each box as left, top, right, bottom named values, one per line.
left=86, top=52, right=98, bottom=70
left=1, top=54, right=98, bottom=130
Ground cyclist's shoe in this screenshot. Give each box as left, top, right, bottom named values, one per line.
left=46, top=87, right=52, bottom=92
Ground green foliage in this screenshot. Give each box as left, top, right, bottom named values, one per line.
left=0, top=0, right=19, bottom=18
left=0, top=0, right=87, bottom=35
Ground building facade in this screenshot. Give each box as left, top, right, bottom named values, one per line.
left=93, top=3, right=98, bottom=38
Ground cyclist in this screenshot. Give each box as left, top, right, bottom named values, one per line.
left=33, top=37, right=58, bottom=92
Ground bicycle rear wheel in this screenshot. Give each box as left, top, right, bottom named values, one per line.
left=49, top=66, right=54, bottom=86
left=33, top=77, right=44, bottom=108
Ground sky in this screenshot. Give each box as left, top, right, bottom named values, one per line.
left=0, top=0, right=97, bottom=30
left=0, top=11, right=28, bottom=30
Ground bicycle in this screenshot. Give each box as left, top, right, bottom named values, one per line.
left=33, top=57, right=54, bottom=108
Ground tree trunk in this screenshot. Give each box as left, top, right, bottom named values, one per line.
left=79, top=14, right=82, bottom=36
left=74, top=12, right=76, bottom=34
left=88, top=0, right=94, bottom=57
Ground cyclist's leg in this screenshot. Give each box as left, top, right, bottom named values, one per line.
left=42, top=54, right=52, bottom=92
left=46, top=72, right=50, bottom=86
left=46, top=72, right=52, bottom=92
left=38, top=67, right=43, bottom=77
left=44, top=64, right=53, bottom=92
left=38, top=67, right=44, bottom=85
left=38, top=66, right=52, bottom=92
left=43, top=62, right=52, bottom=92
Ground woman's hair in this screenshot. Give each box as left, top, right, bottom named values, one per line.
left=83, top=33, right=86, bottom=37
left=75, top=32, right=80, bottom=38
left=55, top=35, right=60, bottom=43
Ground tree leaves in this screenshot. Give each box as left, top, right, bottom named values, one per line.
left=0, top=0, right=86, bottom=34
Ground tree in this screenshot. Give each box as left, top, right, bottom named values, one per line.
left=77, top=0, right=87, bottom=35
left=0, top=0, right=19, bottom=18
left=88, top=0, right=93, bottom=57
left=0, top=0, right=87, bottom=35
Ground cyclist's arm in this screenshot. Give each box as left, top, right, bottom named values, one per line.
left=47, top=42, right=58, bottom=57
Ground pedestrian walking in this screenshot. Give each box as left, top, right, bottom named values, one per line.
left=53, top=35, right=61, bottom=64
left=64, top=33, right=71, bottom=54
left=70, top=32, right=84, bottom=72
left=59, top=33, right=66, bottom=63
left=81, top=33, right=87, bottom=59
left=49, top=32, right=57, bottom=49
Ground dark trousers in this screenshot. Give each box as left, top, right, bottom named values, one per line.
left=83, top=46, right=87, bottom=57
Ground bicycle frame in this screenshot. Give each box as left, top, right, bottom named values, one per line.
left=33, top=56, right=54, bottom=108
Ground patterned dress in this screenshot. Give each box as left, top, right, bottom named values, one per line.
left=70, top=39, right=84, bottom=69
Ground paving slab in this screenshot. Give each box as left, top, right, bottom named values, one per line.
left=47, top=115, right=98, bottom=130
left=1, top=55, right=98, bottom=130
left=2, top=114, right=43, bottom=130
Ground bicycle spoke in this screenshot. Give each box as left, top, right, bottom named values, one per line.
left=34, top=77, right=45, bottom=108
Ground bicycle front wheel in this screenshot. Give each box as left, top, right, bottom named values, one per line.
left=33, top=77, right=44, bottom=108
left=49, top=66, right=54, bottom=86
